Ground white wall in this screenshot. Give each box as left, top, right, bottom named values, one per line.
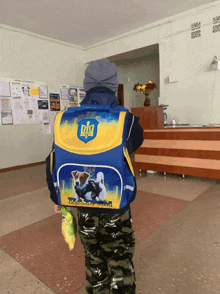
left=1, top=1, right=220, bottom=169
left=85, top=1, right=220, bottom=125
left=113, top=54, right=159, bottom=110
left=0, top=25, right=86, bottom=169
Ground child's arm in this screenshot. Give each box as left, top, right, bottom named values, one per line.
left=126, top=113, right=144, bottom=154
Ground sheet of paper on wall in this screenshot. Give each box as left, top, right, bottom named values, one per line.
left=32, top=110, right=38, bottom=123
left=11, top=83, right=23, bottom=97
left=11, top=96, right=29, bottom=124
left=1, top=97, right=11, bottom=111
left=1, top=97, right=13, bottom=125
left=35, top=109, right=50, bottom=123
left=69, top=86, right=79, bottom=106
left=32, top=110, right=43, bottom=123
left=50, top=93, right=60, bottom=111
left=42, top=122, right=51, bottom=134
left=26, top=109, right=34, bottom=123
left=79, top=88, right=86, bottom=104
left=0, top=79, right=50, bottom=124
left=12, top=107, right=35, bottom=124
left=60, top=86, right=70, bottom=100
left=30, top=88, right=39, bottom=96
left=38, top=100, right=48, bottom=110
left=1, top=111, right=13, bottom=125
left=12, top=109, right=25, bottom=123
left=61, top=100, right=70, bottom=111
left=12, top=96, right=22, bottom=110
left=32, top=109, right=49, bottom=124
left=22, top=97, right=30, bottom=110
left=29, top=97, right=38, bottom=110
left=41, top=110, right=50, bottom=123
left=0, top=81, right=11, bottom=97
left=39, top=85, right=48, bottom=99
left=21, top=84, right=30, bottom=97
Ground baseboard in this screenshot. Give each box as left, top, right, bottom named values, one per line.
left=0, top=161, right=46, bottom=173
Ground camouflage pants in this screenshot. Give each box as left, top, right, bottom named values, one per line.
left=77, top=209, right=136, bottom=294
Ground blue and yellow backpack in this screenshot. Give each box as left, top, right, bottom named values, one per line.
left=50, top=105, right=135, bottom=209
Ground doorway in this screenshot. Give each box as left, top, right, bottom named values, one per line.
left=117, top=84, right=124, bottom=107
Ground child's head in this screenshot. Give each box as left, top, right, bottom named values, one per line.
left=83, top=59, right=119, bottom=93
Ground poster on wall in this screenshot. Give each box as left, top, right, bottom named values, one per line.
left=69, top=86, right=79, bottom=107
left=9, top=80, right=48, bottom=124
left=38, top=100, right=49, bottom=110
left=60, top=86, right=70, bottom=100
left=40, top=110, right=50, bottom=123
left=0, top=79, right=50, bottom=125
left=1, top=97, right=13, bottom=125
left=61, top=100, right=70, bottom=111
left=30, top=88, right=39, bottom=97
left=50, top=93, right=60, bottom=111
left=21, top=84, right=31, bottom=97
left=78, top=88, right=86, bottom=104
left=42, top=122, right=51, bottom=134
left=39, top=85, right=48, bottom=99
left=1, top=97, right=11, bottom=112
left=1, top=111, right=13, bottom=124
left=11, top=82, right=23, bottom=97
left=0, top=81, right=11, bottom=97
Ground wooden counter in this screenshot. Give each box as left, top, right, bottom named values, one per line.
left=134, top=127, right=220, bottom=179
left=131, top=106, right=164, bottom=129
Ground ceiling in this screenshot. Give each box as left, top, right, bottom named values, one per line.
left=0, top=0, right=216, bottom=48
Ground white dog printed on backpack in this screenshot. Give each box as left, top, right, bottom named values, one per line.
left=71, top=171, right=106, bottom=202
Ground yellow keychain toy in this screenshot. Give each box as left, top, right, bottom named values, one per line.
left=61, top=207, right=77, bottom=250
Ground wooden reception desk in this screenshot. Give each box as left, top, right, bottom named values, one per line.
left=131, top=106, right=164, bottom=129
left=134, top=127, right=220, bottom=179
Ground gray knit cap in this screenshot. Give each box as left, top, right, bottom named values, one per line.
left=83, top=59, right=119, bottom=93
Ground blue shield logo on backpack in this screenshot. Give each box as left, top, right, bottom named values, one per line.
left=77, top=119, right=99, bottom=143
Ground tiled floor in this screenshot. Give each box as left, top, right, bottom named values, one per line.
left=1, top=165, right=220, bottom=293
left=136, top=172, right=218, bottom=201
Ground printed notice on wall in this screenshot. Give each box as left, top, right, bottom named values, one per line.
left=30, top=88, right=39, bottom=96
left=1, top=97, right=13, bottom=124
left=79, top=88, right=86, bottom=104
left=39, top=85, right=48, bottom=99
left=11, top=82, right=22, bottom=97
left=11, top=81, right=49, bottom=124
left=1, top=111, right=13, bottom=124
left=50, top=93, right=60, bottom=111
left=60, top=86, right=70, bottom=100
left=61, top=100, right=70, bottom=111
left=69, top=86, right=79, bottom=106
left=0, top=79, right=50, bottom=125
left=1, top=97, right=11, bottom=111
left=0, top=81, right=11, bottom=97
left=42, top=122, right=51, bottom=134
